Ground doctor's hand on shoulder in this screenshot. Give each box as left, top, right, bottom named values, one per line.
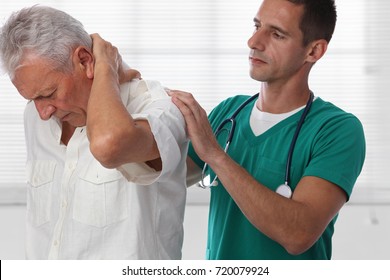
left=169, top=90, right=224, bottom=164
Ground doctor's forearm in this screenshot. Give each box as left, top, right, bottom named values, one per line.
left=207, top=151, right=320, bottom=254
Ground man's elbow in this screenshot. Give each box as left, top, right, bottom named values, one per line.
left=89, top=134, right=122, bottom=169
left=284, top=242, right=312, bottom=256
left=283, top=232, right=319, bottom=256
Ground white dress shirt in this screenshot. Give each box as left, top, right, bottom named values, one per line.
left=24, top=79, right=188, bottom=259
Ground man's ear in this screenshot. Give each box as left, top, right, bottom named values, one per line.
left=306, top=39, right=328, bottom=63
left=73, top=46, right=94, bottom=79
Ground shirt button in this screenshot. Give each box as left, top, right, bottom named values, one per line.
left=53, top=240, right=59, bottom=246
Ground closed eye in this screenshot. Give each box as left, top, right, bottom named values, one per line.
left=35, top=89, right=56, bottom=101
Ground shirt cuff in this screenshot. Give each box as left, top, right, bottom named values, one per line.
left=117, top=162, right=161, bottom=185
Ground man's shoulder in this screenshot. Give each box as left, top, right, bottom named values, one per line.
left=120, top=79, right=169, bottom=104
left=311, top=97, right=364, bottom=136
left=209, top=94, right=254, bottom=120
left=122, top=79, right=165, bottom=95
left=213, top=94, right=253, bottom=113
left=220, top=94, right=253, bottom=105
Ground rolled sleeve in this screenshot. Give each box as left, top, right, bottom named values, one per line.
left=118, top=80, right=188, bottom=185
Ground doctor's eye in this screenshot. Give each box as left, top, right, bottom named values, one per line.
left=253, top=24, right=261, bottom=31
left=272, top=32, right=285, bottom=40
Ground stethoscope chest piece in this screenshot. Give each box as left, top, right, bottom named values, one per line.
left=275, top=184, right=292, bottom=198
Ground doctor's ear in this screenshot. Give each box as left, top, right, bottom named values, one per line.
left=306, top=39, right=328, bottom=63
left=73, top=46, right=94, bottom=79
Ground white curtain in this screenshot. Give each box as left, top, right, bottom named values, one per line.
left=0, top=0, right=389, bottom=204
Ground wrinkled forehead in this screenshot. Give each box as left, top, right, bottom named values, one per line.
left=12, top=58, right=60, bottom=100
left=9, top=50, right=51, bottom=79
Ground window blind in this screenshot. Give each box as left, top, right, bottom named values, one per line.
left=0, top=0, right=389, bottom=204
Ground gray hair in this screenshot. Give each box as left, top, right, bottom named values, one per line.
left=0, top=5, right=92, bottom=78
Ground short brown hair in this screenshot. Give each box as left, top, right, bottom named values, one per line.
left=288, top=0, right=337, bottom=46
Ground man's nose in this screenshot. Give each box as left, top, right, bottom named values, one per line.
left=34, top=100, right=56, bottom=120
left=248, top=29, right=266, bottom=51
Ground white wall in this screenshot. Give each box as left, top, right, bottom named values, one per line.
left=1, top=187, right=389, bottom=260
left=332, top=205, right=390, bottom=259
left=0, top=204, right=25, bottom=259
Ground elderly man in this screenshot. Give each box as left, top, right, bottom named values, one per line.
left=0, top=6, right=188, bottom=259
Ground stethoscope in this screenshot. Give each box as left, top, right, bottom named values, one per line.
left=199, top=91, right=314, bottom=199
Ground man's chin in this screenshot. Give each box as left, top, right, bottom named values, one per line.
left=249, top=72, right=266, bottom=82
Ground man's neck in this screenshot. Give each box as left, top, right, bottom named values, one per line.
left=257, top=84, right=311, bottom=114
left=61, top=122, right=76, bottom=146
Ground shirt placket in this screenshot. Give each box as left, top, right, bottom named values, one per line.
left=48, top=127, right=85, bottom=259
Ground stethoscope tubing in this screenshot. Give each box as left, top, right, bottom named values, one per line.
left=200, top=92, right=314, bottom=192
left=200, top=93, right=259, bottom=188
left=283, top=92, right=314, bottom=186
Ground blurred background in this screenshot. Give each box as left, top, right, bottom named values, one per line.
left=0, top=0, right=389, bottom=259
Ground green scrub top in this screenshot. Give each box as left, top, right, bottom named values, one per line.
left=188, top=95, right=365, bottom=260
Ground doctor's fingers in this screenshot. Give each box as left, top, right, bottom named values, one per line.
left=169, top=91, right=221, bottom=159
left=169, top=90, right=208, bottom=123
left=168, top=90, right=203, bottom=112
left=170, top=97, right=213, bottom=155
left=169, top=91, right=210, bottom=133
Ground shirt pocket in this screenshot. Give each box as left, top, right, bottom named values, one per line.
left=255, top=157, right=287, bottom=191
left=26, top=160, right=56, bottom=227
left=73, top=163, right=128, bottom=228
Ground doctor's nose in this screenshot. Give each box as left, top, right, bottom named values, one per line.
left=34, top=100, right=56, bottom=120
left=248, top=28, right=266, bottom=51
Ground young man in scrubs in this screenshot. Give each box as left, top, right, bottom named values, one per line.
left=170, top=0, right=365, bottom=259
